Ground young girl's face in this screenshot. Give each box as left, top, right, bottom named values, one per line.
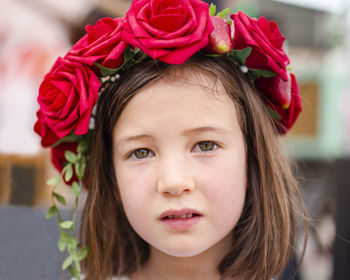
left=113, top=71, right=247, bottom=258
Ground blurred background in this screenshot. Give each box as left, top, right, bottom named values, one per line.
left=0, top=0, right=349, bottom=279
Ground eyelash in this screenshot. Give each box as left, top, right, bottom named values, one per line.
left=127, top=141, right=219, bottom=160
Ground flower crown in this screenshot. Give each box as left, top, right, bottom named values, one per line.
left=34, top=0, right=301, bottom=277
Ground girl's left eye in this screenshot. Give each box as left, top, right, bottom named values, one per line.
left=192, top=141, right=218, bottom=152
left=129, top=148, right=154, bottom=160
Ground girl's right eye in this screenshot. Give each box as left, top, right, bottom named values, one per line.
left=129, top=148, right=154, bottom=160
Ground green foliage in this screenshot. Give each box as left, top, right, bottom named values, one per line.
left=63, top=164, right=73, bottom=182
left=46, top=206, right=57, bottom=219
left=46, top=141, right=88, bottom=280
left=209, top=3, right=230, bottom=19
left=266, top=105, right=282, bottom=120
left=53, top=192, right=66, bottom=206
left=77, top=141, right=88, bottom=154
left=65, top=151, right=77, bottom=164
left=217, top=8, right=231, bottom=19
left=95, top=46, right=137, bottom=79
left=58, top=231, right=72, bottom=251
left=123, top=46, right=136, bottom=62
left=72, top=182, right=81, bottom=197
left=94, top=63, right=119, bottom=77
left=230, top=47, right=252, bottom=65
left=50, top=133, right=82, bottom=148
left=209, top=3, right=216, bottom=16
left=60, top=220, right=74, bottom=230
left=46, top=176, right=61, bottom=186
left=249, top=68, right=276, bottom=79
left=77, top=247, right=88, bottom=261
left=62, top=255, right=74, bottom=270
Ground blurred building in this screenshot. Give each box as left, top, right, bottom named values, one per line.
left=229, top=1, right=350, bottom=280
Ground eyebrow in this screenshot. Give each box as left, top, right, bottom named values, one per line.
left=182, top=126, right=231, bottom=137
left=117, top=126, right=231, bottom=145
left=117, top=134, right=154, bottom=145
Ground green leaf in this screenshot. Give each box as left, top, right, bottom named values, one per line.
left=53, top=192, right=66, bottom=205
left=64, top=164, right=73, bottom=182
left=217, top=8, right=231, bottom=18
left=77, top=246, right=88, bottom=261
left=51, top=133, right=81, bottom=148
left=75, top=163, right=82, bottom=180
left=58, top=233, right=66, bottom=251
left=75, top=161, right=86, bottom=181
left=77, top=141, right=88, bottom=154
left=95, top=47, right=136, bottom=78
left=232, top=47, right=252, bottom=65
left=72, top=182, right=81, bottom=197
left=249, top=68, right=277, bottom=78
left=68, top=265, right=81, bottom=280
left=46, top=206, right=57, bottom=219
left=74, top=258, right=82, bottom=275
left=65, top=150, right=77, bottom=164
left=123, top=46, right=136, bottom=62
left=62, top=255, right=74, bottom=270
left=57, top=239, right=66, bottom=252
left=62, top=230, right=72, bottom=242
left=94, top=63, right=119, bottom=77
left=266, top=105, right=282, bottom=120
left=58, top=230, right=73, bottom=251
left=60, top=220, right=74, bottom=230
left=46, top=176, right=61, bottom=186
left=228, top=19, right=232, bottom=26
left=209, top=3, right=216, bottom=16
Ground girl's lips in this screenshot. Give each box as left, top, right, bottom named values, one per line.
left=159, top=208, right=202, bottom=230
left=159, top=208, right=202, bottom=220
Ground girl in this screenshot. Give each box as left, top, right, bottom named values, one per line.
left=34, top=1, right=306, bottom=279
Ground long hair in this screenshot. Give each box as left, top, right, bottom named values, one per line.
left=81, top=53, right=306, bottom=280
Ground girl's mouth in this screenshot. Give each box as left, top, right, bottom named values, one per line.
left=159, top=209, right=202, bottom=230
left=163, top=213, right=200, bottom=219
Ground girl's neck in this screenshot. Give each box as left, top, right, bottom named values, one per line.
left=131, top=235, right=231, bottom=280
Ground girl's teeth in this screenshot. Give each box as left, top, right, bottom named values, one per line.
left=168, top=213, right=194, bottom=219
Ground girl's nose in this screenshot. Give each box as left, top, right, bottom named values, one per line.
left=157, top=156, right=195, bottom=196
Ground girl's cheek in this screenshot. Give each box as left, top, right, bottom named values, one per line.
left=197, top=153, right=246, bottom=195
left=116, top=163, right=155, bottom=198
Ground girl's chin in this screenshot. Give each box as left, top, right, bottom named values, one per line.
left=151, top=244, right=209, bottom=258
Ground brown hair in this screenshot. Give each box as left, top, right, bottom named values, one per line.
left=81, top=53, right=306, bottom=280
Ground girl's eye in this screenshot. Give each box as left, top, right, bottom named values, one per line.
left=193, top=141, right=218, bottom=152
left=130, top=148, right=154, bottom=160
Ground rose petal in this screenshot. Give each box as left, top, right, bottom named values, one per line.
left=149, top=14, right=186, bottom=32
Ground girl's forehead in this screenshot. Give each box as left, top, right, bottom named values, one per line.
left=139, top=67, right=229, bottom=103
left=162, top=66, right=219, bottom=89
left=131, top=73, right=232, bottom=110
left=113, top=72, right=240, bottom=141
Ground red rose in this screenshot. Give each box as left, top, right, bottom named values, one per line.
left=266, top=73, right=302, bottom=134
left=67, top=17, right=128, bottom=69
left=122, top=0, right=214, bottom=64
left=34, top=110, right=60, bottom=147
left=51, top=142, right=79, bottom=185
left=35, top=57, right=100, bottom=145
left=231, top=11, right=290, bottom=81
left=255, top=74, right=292, bottom=109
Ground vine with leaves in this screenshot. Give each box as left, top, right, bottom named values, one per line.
left=46, top=140, right=89, bottom=280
